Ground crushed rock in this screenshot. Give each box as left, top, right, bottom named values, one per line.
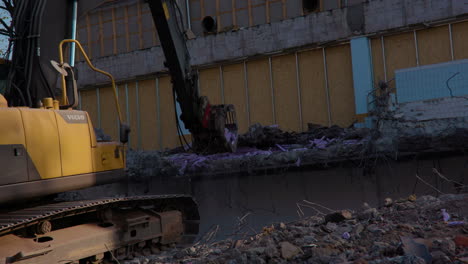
left=124, top=193, right=468, bottom=264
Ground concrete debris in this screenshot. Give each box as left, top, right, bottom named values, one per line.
left=384, top=198, right=393, bottom=207
left=325, top=210, right=353, bottom=223
left=126, top=122, right=468, bottom=178
left=279, top=241, right=302, bottom=259
left=123, top=193, right=468, bottom=264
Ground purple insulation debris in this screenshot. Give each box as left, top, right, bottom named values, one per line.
left=441, top=209, right=451, bottom=222
left=276, top=144, right=287, bottom=152
left=310, top=137, right=330, bottom=150
left=447, top=221, right=465, bottom=226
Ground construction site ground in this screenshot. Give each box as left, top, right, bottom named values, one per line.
left=62, top=122, right=468, bottom=263
left=122, top=193, right=468, bottom=264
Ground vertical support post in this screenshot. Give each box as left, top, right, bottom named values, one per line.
left=219, top=65, right=225, bottom=104
left=322, top=48, right=332, bottom=126
left=69, top=0, right=78, bottom=66
left=186, top=0, right=192, bottom=30
left=96, top=87, right=101, bottom=129
left=413, top=30, right=419, bottom=66
left=136, top=81, right=141, bottom=149
left=449, top=24, right=455, bottom=61
left=295, top=52, right=303, bottom=131
left=381, top=36, right=387, bottom=81
left=243, top=61, right=251, bottom=127
left=269, top=57, right=276, bottom=124
left=125, top=83, right=130, bottom=146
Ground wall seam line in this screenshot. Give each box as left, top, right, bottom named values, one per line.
left=269, top=57, right=276, bottom=124
left=322, top=48, right=332, bottom=126
left=244, top=61, right=251, bottom=127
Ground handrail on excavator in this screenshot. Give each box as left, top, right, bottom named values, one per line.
left=58, top=39, right=124, bottom=126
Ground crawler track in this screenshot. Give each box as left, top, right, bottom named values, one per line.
left=0, top=195, right=199, bottom=263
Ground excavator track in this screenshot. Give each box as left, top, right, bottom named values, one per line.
left=0, top=195, right=199, bottom=264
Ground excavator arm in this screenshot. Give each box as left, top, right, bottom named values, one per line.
left=147, top=0, right=239, bottom=153
left=3, top=0, right=238, bottom=152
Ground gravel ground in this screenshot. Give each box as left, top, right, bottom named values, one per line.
left=124, top=193, right=468, bottom=264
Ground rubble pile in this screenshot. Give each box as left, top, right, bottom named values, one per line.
left=127, top=123, right=375, bottom=177
left=127, top=123, right=468, bottom=178
left=124, top=194, right=468, bottom=264
left=238, top=123, right=370, bottom=149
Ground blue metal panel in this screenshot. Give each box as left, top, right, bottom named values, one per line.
left=350, top=37, right=374, bottom=115
left=396, top=59, right=468, bottom=103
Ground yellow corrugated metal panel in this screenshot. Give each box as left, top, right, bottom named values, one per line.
left=138, top=79, right=159, bottom=150
left=199, top=67, right=222, bottom=104
left=158, top=76, right=179, bottom=149
left=246, top=58, right=274, bottom=126
left=80, top=89, right=98, bottom=127
left=21, top=109, right=62, bottom=179
left=384, top=32, right=417, bottom=84
left=452, top=21, right=468, bottom=60
left=54, top=110, right=93, bottom=176
left=298, top=49, right=328, bottom=130
left=371, top=37, right=385, bottom=85
left=0, top=108, right=25, bottom=145
left=272, top=54, right=301, bottom=132
left=298, top=49, right=329, bottom=128
left=127, top=82, right=138, bottom=149
left=325, top=44, right=356, bottom=127
left=222, top=63, right=249, bottom=133
left=417, top=25, right=451, bottom=65
left=99, top=87, right=119, bottom=141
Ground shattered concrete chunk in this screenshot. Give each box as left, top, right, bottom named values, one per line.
left=325, top=210, right=353, bottom=223
left=279, top=241, right=301, bottom=259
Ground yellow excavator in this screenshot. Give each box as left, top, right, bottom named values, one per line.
left=0, top=0, right=238, bottom=262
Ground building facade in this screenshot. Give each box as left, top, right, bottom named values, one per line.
left=75, top=0, right=468, bottom=150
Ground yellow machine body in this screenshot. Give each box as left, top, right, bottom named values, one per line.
left=0, top=95, right=125, bottom=204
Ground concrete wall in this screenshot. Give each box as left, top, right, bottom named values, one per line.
left=80, top=45, right=356, bottom=150
left=76, top=0, right=468, bottom=86
left=75, top=0, right=468, bottom=150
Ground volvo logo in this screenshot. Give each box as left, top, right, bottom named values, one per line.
left=66, top=114, right=86, bottom=121
left=58, top=111, right=88, bottom=124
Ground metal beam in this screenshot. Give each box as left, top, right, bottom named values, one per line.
left=322, top=48, right=332, bottom=126
left=243, top=61, right=251, bottom=127
left=413, top=30, right=420, bottom=66
left=269, top=57, right=276, bottom=124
